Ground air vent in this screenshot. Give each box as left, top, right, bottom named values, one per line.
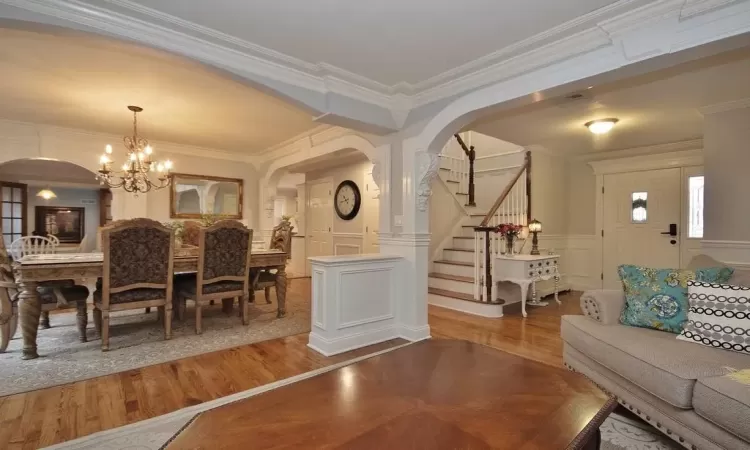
left=551, top=90, right=594, bottom=109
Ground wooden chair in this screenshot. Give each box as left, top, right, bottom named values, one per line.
left=46, top=234, right=60, bottom=246
left=252, top=220, right=293, bottom=304
left=93, top=218, right=174, bottom=351
left=0, top=230, right=89, bottom=352
left=10, top=235, right=61, bottom=329
left=175, top=221, right=252, bottom=334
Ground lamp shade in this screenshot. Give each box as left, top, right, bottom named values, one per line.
left=528, top=219, right=542, bottom=233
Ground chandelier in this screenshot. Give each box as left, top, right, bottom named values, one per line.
left=96, top=105, right=173, bottom=194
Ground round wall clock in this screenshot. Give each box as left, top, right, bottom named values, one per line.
left=334, top=180, right=361, bottom=220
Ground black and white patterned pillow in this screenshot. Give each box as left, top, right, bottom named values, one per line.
left=677, top=281, right=750, bottom=355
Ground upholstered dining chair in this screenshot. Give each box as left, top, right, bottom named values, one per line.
left=251, top=220, right=292, bottom=304
left=175, top=220, right=252, bottom=334
left=0, top=229, right=89, bottom=352
left=93, top=218, right=174, bottom=351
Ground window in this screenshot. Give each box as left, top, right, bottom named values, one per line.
left=1, top=182, right=27, bottom=250
left=688, top=176, right=704, bottom=238
left=631, top=192, right=647, bottom=223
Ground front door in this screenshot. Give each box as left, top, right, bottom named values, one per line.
left=602, top=168, right=681, bottom=289
left=307, top=179, right=333, bottom=272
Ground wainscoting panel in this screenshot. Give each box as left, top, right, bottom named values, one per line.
left=338, top=268, right=394, bottom=328
left=333, top=233, right=363, bottom=256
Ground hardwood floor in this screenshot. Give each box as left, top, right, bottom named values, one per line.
left=0, top=279, right=583, bottom=449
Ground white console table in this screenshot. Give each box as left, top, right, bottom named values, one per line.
left=494, top=254, right=561, bottom=318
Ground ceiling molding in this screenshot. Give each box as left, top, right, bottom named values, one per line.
left=698, top=97, right=750, bottom=114
left=1, top=0, right=748, bottom=126
left=588, top=148, right=704, bottom=174
left=577, top=138, right=703, bottom=162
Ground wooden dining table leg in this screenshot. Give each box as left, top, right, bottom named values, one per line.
left=17, top=280, right=41, bottom=360
left=276, top=265, right=287, bottom=318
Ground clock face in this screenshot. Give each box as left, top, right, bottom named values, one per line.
left=334, top=180, right=361, bottom=220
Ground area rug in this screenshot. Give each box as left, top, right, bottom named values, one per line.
left=601, top=410, right=681, bottom=449
left=0, top=296, right=310, bottom=396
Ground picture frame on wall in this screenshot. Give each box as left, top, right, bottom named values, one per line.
left=35, top=206, right=85, bottom=244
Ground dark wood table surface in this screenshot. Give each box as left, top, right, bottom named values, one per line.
left=167, top=340, right=615, bottom=449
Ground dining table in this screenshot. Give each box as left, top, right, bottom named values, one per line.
left=12, top=249, right=289, bottom=360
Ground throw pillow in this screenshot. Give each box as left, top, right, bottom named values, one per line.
left=677, top=281, right=750, bottom=355
left=618, top=265, right=734, bottom=333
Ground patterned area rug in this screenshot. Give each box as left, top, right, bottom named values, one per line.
left=601, top=410, right=681, bottom=449
left=0, top=295, right=310, bottom=396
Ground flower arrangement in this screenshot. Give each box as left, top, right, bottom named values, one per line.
left=494, top=223, right=523, bottom=238
left=163, top=221, right=185, bottom=240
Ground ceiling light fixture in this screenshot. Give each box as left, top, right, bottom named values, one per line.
left=585, top=118, right=619, bottom=135
left=96, top=106, right=173, bottom=195
left=36, top=188, right=57, bottom=200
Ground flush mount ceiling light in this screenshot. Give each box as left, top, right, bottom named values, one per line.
left=585, top=118, right=619, bottom=134
left=36, top=188, right=57, bottom=200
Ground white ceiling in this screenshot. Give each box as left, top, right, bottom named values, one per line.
left=124, top=0, right=619, bottom=86
left=473, top=49, right=750, bottom=156
left=0, top=27, right=318, bottom=154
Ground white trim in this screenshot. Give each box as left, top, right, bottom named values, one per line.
left=43, top=342, right=413, bottom=450
left=3, top=0, right=748, bottom=117
left=576, top=139, right=703, bottom=162
left=333, top=243, right=362, bottom=255
left=588, top=149, right=703, bottom=175
left=332, top=232, right=364, bottom=238
left=428, top=293, right=505, bottom=318
left=701, top=240, right=750, bottom=265
left=698, top=97, right=750, bottom=115
left=308, top=325, right=401, bottom=356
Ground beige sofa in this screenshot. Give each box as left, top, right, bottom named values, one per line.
left=562, top=263, right=750, bottom=450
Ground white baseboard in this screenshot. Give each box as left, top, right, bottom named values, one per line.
left=308, top=325, right=402, bottom=357
left=396, top=324, right=431, bottom=342
left=428, top=293, right=505, bottom=318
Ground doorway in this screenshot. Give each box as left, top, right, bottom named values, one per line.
left=601, top=166, right=704, bottom=289
left=306, top=178, right=334, bottom=268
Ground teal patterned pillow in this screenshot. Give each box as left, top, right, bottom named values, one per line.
left=618, top=265, right=734, bottom=333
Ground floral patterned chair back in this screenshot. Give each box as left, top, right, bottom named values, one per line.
left=100, top=218, right=174, bottom=306
left=182, top=220, right=201, bottom=247
left=198, top=220, right=252, bottom=291
left=269, top=220, right=293, bottom=259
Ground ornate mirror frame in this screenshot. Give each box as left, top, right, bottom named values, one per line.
left=169, top=173, right=244, bottom=219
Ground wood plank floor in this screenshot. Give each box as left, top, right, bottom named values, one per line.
left=0, top=279, right=582, bottom=449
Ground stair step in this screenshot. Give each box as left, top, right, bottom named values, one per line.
left=439, top=167, right=450, bottom=171
left=433, top=259, right=473, bottom=267
left=428, top=287, right=476, bottom=302
left=456, top=192, right=468, bottom=196
left=444, top=248, right=473, bottom=253
left=429, top=272, right=473, bottom=283
left=446, top=180, right=459, bottom=184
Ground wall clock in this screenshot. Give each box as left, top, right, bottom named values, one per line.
left=334, top=180, right=361, bottom=220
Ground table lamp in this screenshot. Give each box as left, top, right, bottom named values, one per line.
left=529, top=219, right=542, bottom=255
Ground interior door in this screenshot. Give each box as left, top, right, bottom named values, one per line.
left=307, top=179, right=333, bottom=270
left=362, top=169, right=380, bottom=253
left=602, top=168, right=681, bottom=289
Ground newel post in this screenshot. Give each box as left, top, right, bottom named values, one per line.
left=467, top=146, right=476, bottom=207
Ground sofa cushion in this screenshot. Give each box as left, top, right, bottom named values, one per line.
left=618, top=265, right=733, bottom=334
left=677, top=281, right=750, bottom=355
left=693, top=371, right=750, bottom=442
left=561, top=315, right=750, bottom=408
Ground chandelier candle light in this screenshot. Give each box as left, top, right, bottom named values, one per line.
left=96, top=106, right=173, bottom=194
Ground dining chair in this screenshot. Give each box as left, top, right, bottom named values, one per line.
left=10, top=234, right=61, bottom=328
left=175, top=220, right=252, bottom=334
left=93, top=218, right=174, bottom=351
left=0, top=229, right=89, bottom=352
left=251, top=220, right=292, bottom=304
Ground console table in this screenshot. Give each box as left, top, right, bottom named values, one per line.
left=494, top=254, right=561, bottom=317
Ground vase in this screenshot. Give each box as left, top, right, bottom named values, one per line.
left=505, top=235, right=515, bottom=255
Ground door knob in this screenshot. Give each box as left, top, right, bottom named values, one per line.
left=660, top=223, right=677, bottom=237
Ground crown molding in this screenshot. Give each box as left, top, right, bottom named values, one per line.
left=588, top=147, right=703, bottom=174
left=698, top=97, right=750, bottom=114
left=1, top=0, right=748, bottom=125
left=577, top=138, right=704, bottom=162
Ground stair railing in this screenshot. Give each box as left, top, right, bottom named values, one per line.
left=439, top=154, right=469, bottom=195
left=472, top=150, right=531, bottom=301
left=453, top=134, right=476, bottom=207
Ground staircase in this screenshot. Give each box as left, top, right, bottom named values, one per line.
left=428, top=137, right=530, bottom=317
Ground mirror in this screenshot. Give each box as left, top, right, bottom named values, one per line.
left=169, top=173, right=243, bottom=219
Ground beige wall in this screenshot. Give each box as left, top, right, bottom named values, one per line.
left=0, top=120, right=259, bottom=229
left=565, top=160, right=597, bottom=235
left=529, top=150, right=567, bottom=235
left=703, top=106, right=750, bottom=241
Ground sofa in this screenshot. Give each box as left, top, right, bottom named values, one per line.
left=562, top=257, right=750, bottom=450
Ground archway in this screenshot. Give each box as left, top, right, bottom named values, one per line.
left=0, top=158, right=104, bottom=252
